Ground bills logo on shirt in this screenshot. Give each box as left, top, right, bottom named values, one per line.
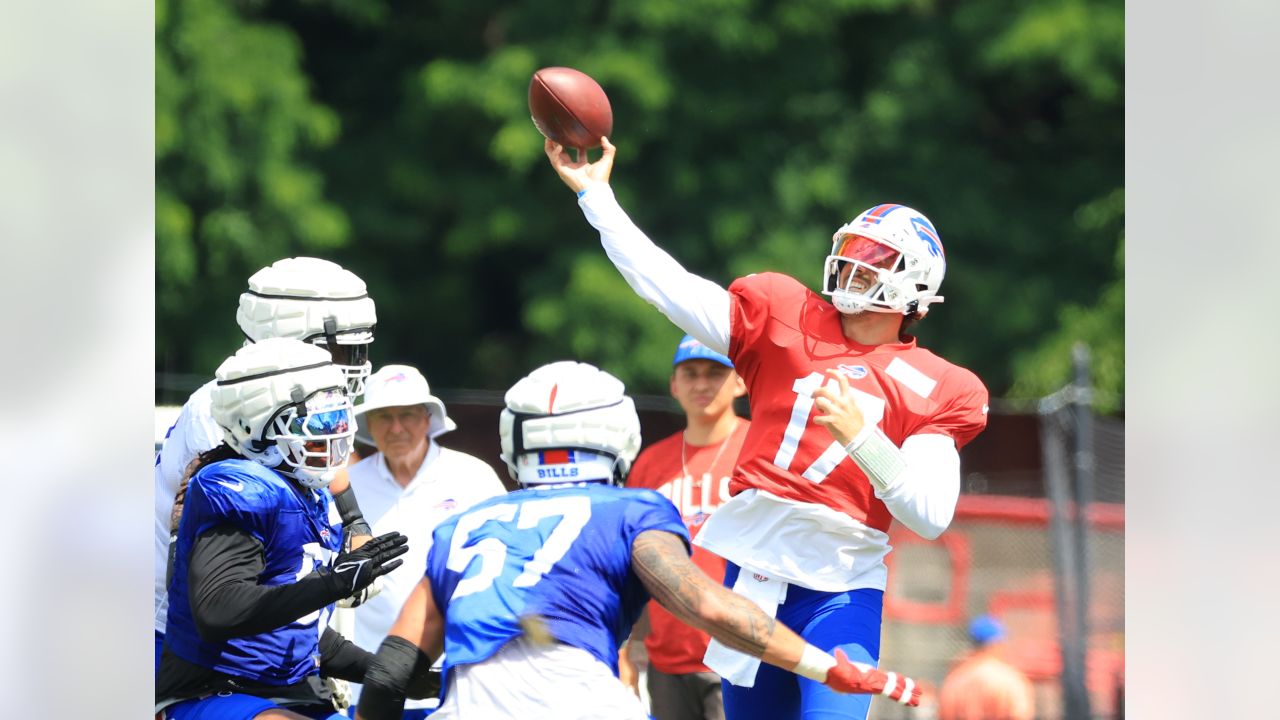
left=436, top=499, right=457, bottom=510
left=836, top=364, right=868, bottom=379
left=319, top=528, right=331, bottom=541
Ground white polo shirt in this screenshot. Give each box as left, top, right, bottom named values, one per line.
left=341, top=441, right=508, bottom=707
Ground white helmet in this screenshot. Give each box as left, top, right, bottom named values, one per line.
left=821, top=203, right=946, bottom=317
left=499, top=361, right=641, bottom=488
left=237, top=257, right=377, bottom=397
left=210, top=337, right=356, bottom=490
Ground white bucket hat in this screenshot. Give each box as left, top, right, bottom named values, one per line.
left=354, top=364, right=457, bottom=444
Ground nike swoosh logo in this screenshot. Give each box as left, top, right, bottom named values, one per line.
left=215, top=479, right=245, bottom=492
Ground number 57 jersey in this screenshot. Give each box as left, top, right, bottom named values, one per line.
left=426, top=484, right=689, bottom=681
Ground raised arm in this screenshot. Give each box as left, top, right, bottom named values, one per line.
left=545, top=138, right=732, bottom=355
left=630, top=529, right=921, bottom=706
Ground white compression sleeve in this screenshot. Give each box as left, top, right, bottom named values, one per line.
left=577, top=184, right=732, bottom=355
left=844, top=431, right=960, bottom=540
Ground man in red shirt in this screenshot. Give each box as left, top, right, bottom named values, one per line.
left=938, top=616, right=1036, bottom=720
left=547, top=137, right=987, bottom=720
left=622, top=335, right=750, bottom=720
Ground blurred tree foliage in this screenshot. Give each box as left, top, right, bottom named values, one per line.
left=156, top=0, right=1123, bottom=410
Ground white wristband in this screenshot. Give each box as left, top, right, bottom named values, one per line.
left=844, top=428, right=908, bottom=494
left=793, top=644, right=837, bottom=683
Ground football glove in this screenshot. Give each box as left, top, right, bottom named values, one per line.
left=324, top=531, right=409, bottom=597
left=336, top=575, right=384, bottom=608
left=825, top=649, right=922, bottom=707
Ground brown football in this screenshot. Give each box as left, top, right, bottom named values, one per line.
left=528, top=67, right=613, bottom=150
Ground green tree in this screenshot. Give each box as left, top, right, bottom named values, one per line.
left=1009, top=193, right=1124, bottom=413
left=156, top=0, right=348, bottom=396
left=157, top=0, right=1124, bottom=404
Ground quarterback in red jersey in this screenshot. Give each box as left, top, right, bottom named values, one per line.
left=546, top=137, right=987, bottom=720
left=622, top=334, right=750, bottom=720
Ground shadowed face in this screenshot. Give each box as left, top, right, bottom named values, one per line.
left=670, top=359, right=745, bottom=422
left=364, top=404, right=430, bottom=463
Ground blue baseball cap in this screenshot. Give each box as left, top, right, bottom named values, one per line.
left=672, top=334, right=734, bottom=369
left=968, top=615, right=1006, bottom=645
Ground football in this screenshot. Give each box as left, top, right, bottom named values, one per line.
left=528, top=67, right=613, bottom=150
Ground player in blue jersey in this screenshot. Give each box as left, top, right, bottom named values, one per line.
left=157, top=257, right=383, bottom=669
left=156, top=338, right=414, bottom=720
left=354, top=361, right=922, bottom=720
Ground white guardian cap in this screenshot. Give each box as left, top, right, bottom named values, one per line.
left=210, top=337, right=355, bottom=490
left=822, top=203, right=946, bottom=317
left=237, top=257, right=377, bottom=397
left=499, top=361, right=641, bottom=488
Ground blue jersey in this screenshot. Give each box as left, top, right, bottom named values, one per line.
left=166, top=459, right=343, bottom=685
left=426, top=484, right=689, bottom=681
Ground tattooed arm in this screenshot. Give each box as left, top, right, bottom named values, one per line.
left=630, top=529, right=805, bottom=669
left=630, top=529, right=924, bottom=706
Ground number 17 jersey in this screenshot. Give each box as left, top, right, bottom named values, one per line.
left=426, top=484, right=688, bottom=682
left=695, top=272, right=988, bottom=591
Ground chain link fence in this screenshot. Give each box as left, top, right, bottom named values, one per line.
left=875, top=345, right=1124, bottom=720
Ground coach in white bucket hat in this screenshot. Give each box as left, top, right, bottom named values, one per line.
left=354, top=364, right=458, bottom=444
left=338, top=364, right=506, bottom=712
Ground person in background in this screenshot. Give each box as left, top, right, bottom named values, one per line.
left=937, top=615, right=1035, bottom=720
left=336, top=364, right=507, bottom=717
left=619, top=335, right=749, bottom=720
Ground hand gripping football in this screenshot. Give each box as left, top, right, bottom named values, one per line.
left=528, top=66, right=613, bottom=150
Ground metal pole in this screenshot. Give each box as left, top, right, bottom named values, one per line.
left=1038, top=403, right=1088, bottom=719
left=1071, top=343, right=1095, bottom=719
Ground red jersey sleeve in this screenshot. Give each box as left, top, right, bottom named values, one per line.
left=727, top=272, right=777, bottom=360
left=911, top=368, right=990, bottom=449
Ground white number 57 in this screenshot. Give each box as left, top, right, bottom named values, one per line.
left=447, top=496, right=591, bottom=599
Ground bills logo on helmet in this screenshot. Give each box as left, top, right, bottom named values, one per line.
left=857, top=203, right=904, bottom=226
left=910, top=217, right=943, bottom=258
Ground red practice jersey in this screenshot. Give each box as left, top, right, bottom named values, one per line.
left=626, top=420, right=750, bottom=674
left=726, top=272, right=988, bottom=533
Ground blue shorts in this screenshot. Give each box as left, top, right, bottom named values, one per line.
left=164, top=693, right=346, bottom=720
left=156, top=631, right=165, bottom=672
left=719, top=562, right=884, bottom=720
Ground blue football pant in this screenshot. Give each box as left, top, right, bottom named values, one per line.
left=719, top=562, right=883, bottom=720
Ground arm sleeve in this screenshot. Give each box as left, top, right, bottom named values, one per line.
left=319, top=626, right=374, bottom=682
left=357, top=636, right=440, bottom=720
left=332, top=485, right=372, bottom=538
left=849, top=431, right=960, bottom=540
left=187, top=525, right=345, bottom=642
left=578, top=184, right=732, bottom=354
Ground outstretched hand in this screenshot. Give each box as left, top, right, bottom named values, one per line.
left=812, top=369, right=866, bottom=446
left=327, top=531, right=410, bottom=597
left=824, top=649, right=922, bottom=707
left=544, top=136, right=616, bottom=194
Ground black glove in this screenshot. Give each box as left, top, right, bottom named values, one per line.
left=323, top=531, right=409, bottom=598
